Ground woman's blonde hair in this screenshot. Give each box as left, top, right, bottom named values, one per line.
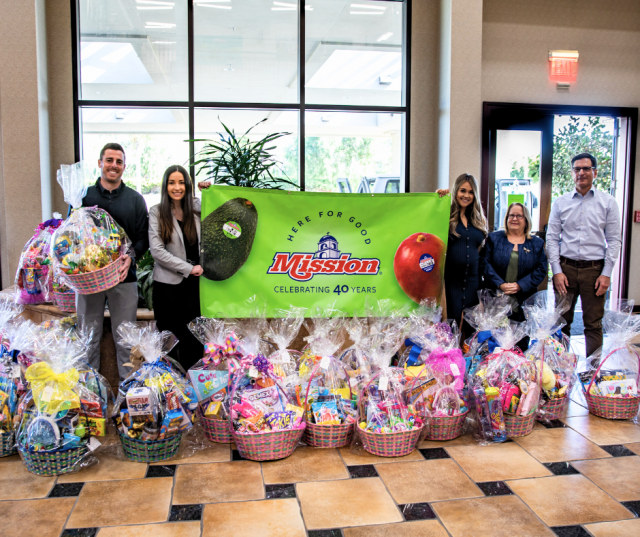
left=504, top=202, right=532, bottom=239
left=449, top=173, right=488, bottom=238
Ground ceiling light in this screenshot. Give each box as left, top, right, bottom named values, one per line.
left=306, top=5, right=313, bottom=10
left=351, top=3, right=385, bottom=9
left=377, top=32, right=393, bottom=42
left=273, top=1, right=296, bottom=6
left=115, top=113, right=125, bottom=120
left=350, top=11, right=383, bottom=14
left=196, top=4, right=232, bottom=8
left=137, top=6, right=173, bottom=9
left=321, top=115, right=330, bottom=122
left=145, top=22, right=177, bottom=28
left=137, top=0, right=175, bottom=4
left=152, top=40, right=176, bottom=44
left=378, top=75, right=392, bottom=85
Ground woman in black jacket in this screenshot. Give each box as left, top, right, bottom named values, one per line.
left=482, top=202, right=548, bottom=348
left=437, top=173, right=488, bottom=336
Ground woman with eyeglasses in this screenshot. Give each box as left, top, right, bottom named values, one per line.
left=437, top=174, right=488, bottom=336
left=482, top=202, right=548, bottom=348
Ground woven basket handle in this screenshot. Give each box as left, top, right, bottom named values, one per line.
left=585, top=346, right=640, bottom=395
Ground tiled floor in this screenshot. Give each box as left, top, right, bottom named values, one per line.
left=2, top=395, right=640, bottom=536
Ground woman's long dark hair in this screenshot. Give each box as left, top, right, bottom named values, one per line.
left=159, top=165, right=200, bottom=245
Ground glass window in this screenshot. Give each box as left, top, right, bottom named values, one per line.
left=194, top=108, right=299, bottom=187
left=80, top=107, right=190, bottom=209
left=194, top=0, right=298, bottom=104
left=78, top=0, right=188, bottom=101
left=304, top=111, right=404, bottom=192
left=305, top=0, right=404, bottom=107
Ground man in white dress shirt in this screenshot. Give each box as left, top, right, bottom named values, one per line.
left=546, top=152, right=621, bottom=357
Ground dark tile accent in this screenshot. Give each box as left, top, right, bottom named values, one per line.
left=232, top=449, right=247, bottom=461
left=540, top=419, right=567, bottom=429
left=399, top=503, right=437, bottom=521
left=504, top=438, right=514, bottom=442
left=308, top=530, right=342, bottom=537
left=544, top=462, right=580, bottom=476
left=60, top=530, right=98, bottom=537
left=418, top=448, right=450, bottom=460
left=551, top=525, right=591, bottom=537
left=146, top=465, right=176, bottom=478
left=265, top=484, right=296, bottom=499
left=600, top=445, right=637, bottom=457
left=476, top=481, right=513, bottom=496
left=348, top=465, right=379, bottom=478
left=622, top=500, right=640, bottom=517
left=48, top=483, right=84, bottom=498
left=169, top=504, right=203, bottom=522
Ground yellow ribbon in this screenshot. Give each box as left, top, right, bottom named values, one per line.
left=25, top=362, right=80, bottom=415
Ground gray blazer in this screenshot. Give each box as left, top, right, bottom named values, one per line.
left=149, top=198, right=201, bottom=285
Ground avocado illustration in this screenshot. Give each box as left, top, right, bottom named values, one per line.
left=201, top=197, right=258, bottom=281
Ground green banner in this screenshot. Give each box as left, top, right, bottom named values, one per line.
left=200, top=186, right=450, bottom=317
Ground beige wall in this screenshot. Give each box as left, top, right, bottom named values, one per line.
left=482, top=0, right=640, bottom=301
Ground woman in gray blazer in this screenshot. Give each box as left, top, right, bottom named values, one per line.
left=149, top=165, right=203, bottom=369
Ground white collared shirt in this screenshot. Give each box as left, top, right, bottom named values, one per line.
left=546, top=187, right=621, bottom=278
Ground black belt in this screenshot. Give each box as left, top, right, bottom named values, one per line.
left=560, top=256, right=604, bottom=268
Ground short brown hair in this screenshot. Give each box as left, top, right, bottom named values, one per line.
left=100, top=143, right=125, bottom=161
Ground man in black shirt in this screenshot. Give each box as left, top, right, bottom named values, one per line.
left=77, top=143, right=149, bottom=380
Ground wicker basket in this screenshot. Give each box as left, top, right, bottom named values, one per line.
left=423, top=411, right=468, bottom=442
left=64, top=257, right=123, bottom=295
left=53, top=289, right=76, bottom=313
left=18, top=444, right=89, bottom=476
left=584, top=346, right=640, bottom=420
left=536, top=397, right=569, bottom=421
left=586, top=393, right=640, bottom=420
left=303, top=421, right=354, bottom=448
left=119, top=433, right=182, bottom=463
left=233, top=425, right=305, bottom=461
left=198, top=409, right=232, bottom=443
left=0, top=431, right=16, bottom=458
left=504, top=413, right=536, bottom=437
left=359, top=425, right=423, bottom=457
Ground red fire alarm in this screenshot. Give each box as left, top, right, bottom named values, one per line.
left=634, top=211, right=640, bottom=223
left=549, top=50, right=579, bottom=83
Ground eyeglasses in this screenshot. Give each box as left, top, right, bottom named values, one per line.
left=572, top=166, right=595, bottom=173
left=507, top=214, right=524, bottom=220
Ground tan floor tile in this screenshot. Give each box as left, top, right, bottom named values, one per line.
left=57, top=451, right=147, bottom=482
left=297, top=478, right=402, bottom=529
left=338, top=446, right=423, bottom=465
left=203, top=498, right=305, bottom=537
left=572, top=456, right=640, bottom=501
left=262, top=447, right=349, bottom=484
left=446, top=443, right=552, bottom=482
left=66, top=477, right=173, bottom=528
left=508, top=475, right=634, bottom=526
left=150, top=442, right=231, bottom=465
left=173, top=461, right=264, bottom=504
left=433, top=496, right=553, bottom=537
left=97, top=521, right=201, bottom=537
left=0, top=498, right=76, bottom=537
left=0, top=454, right=19, bottom=463
left=0, top=460, right=55, bottom=500
left=418, top=433, right=477, bottom=449
left=585, top=519, right=640, bottom=537
left=564, top=415, right=640, bottom=445
left=375, top=460, right=482, bottom=504
left=625, top=442, right=640, bottom=455
left=559, top=398, right=590, bottom=417
left=343, top=520, right=449, bottom=537
left=513, top=427, right=611, bottom=462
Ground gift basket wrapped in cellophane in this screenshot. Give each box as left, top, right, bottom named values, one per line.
left=523, top=291, right=577, bottom=422
left=51, top=162, right=132, bottom=295
left=468, top=321, right=540, bottom=441
left=354, top=315, right=425, bottom=458
left=52, top=270, right=76, bottom=313
left=112, top=322, right=199, bottom=462
left=403, top=314, right=468, bottom=442
left=580, top=307, right=640, bottom=421
left=229, top=314, right=306, bottom=461
left=14, top=218, right=62, bottom=305
left=297, top=314, right=356, bottom=448
left=15, top=331, right=112, bottom=476
left=0, top=298, right=25, bottom=456
left=463, top=290, right=517, bottom=366
left=266, top=307, right=305, bottom=383
left=187, top=317, right=240, bottom=443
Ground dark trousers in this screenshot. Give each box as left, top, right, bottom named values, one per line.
left=559, top=261, right=606, bottom=358
left=153, top=277, right=204, bottom=370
